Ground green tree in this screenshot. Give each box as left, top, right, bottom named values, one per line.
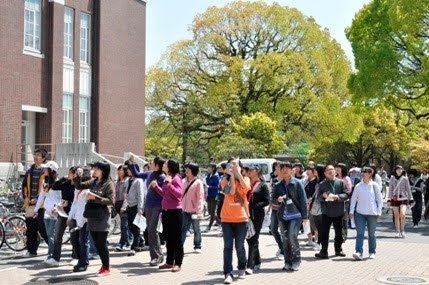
left=347, top=0, right=429, bottom=119
left=146, top=1, right=353, bottom=163
left=215, top=112, right=285, bottom=159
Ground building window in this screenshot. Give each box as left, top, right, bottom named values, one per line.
left=64, top=7, right=74, bottom=60
left=24, top=0, right=41, bottom=51
left=62, top=93, right=73, bottom=143
left=80, top=13, right=91, bottom=64
left=79, top=96, right=90, bottom=143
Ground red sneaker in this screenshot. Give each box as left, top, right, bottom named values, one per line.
left=97, top=267, right=110, bottom=276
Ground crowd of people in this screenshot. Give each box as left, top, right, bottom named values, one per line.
left=20, top=148, right=429, bottom=283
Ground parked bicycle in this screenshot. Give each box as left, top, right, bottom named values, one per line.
left=0, top=202, right=27, bottom=251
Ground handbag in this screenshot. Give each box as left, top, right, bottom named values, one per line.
left=25, top=205, right=36, bottom=218
left=83, top=202, right=106, bottom=219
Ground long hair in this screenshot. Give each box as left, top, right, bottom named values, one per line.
left=335, top=163, right=348, bottom=178
left=316, top=164, right=326, bottom=183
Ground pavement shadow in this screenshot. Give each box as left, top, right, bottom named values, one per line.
left=180, top=277, right=225, bottom=285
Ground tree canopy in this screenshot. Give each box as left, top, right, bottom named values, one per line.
left=347, top=0, right=429, bottom=119
left=145, top=1, right=353, bottom=164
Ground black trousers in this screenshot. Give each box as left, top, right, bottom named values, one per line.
left=162, top=209, right=183, bottom=266
left=127, top=206, right=143, bottom=249
left=411, top=195, right=423, bottom=225
left=320, top=214, right=343, bottom=254
left=206, top=196, right=217, bottom=229
left=90, top=231, right=109, bottom=268
left=25, top=208, right=48, bottom=255
left=246, top=209, right=264, bottom=268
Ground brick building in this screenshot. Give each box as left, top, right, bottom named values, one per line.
left=0, top=0, right=146, bottom=167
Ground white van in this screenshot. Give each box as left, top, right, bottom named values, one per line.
left=218, top=158, right=277, bottom=183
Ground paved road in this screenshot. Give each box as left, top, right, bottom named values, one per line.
left=1, top=208, right=428, bottom=285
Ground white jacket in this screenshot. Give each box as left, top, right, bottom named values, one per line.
left=34, top=184, right=62, bottom=220
left=68, top=188, right=89, bottom=227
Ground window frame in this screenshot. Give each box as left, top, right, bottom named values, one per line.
left=23, top=0, right=41, bottom=52
left=80, top=12, right=91, bottom=64
left=63, top=6, right=74, bottom=60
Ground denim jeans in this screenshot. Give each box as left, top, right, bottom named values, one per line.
left=271, top=209, right=283, bottom=255
left=181, top=212, right=202, bottom=249
left=44, top=218, right=57, bottom=259
left=221, top=222, right=247, bottom=275
left=279, top=217, right=302, bottom=266
left=76, top=223, right=90, bottom=267
left=119, top=215, right=130, bottom=247
left=354, top=212, right=377, bottom=254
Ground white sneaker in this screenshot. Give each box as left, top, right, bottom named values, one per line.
left=395, top=232, right=401, bottom=238
left=68, top=259, right=78, bottom=266
left=194, top=248, right=202, bottom=254
left=313, top=243, right=321, bottom=251
left=238, top=269, right=245, bottom=279
left=306, top=241, right=315, bottom=247
left=23, top=251, right=37, bottom=258
left=413, top=224, right=419, bottom=229
left=224, top=274, right=233, bottom=284
left=352, top=252, right=363, bottom=260
left=401, top=231, right=405, bottom=238
left=245, top=268, right=253, bottom=275
left=369, top=253, right=376, bottom=259
left=44, top=258, right=60, bottom=267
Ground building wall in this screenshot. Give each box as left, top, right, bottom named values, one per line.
left=0, top=0, right=146, bottom=164
left=96, top=0, right=146, bottom=157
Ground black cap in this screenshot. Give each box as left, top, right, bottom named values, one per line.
left=244, top=164, right=260, bottom=171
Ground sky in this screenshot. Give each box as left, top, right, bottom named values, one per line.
left=145, top=0, right=372, bottom=69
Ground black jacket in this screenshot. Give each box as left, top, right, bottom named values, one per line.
left=249, top=181, right=270, bottom=219
left=272, top=177, right=308, bottom=220
left=52, top=177, right=75, bottom=214
left=318, top=178, right=349, bottom=217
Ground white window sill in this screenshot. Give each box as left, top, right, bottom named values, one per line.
left=80, top=62, right=91, bottom=69
left=23, top=49, right=45, bottom=59
left=63, top=58, right=75, bottom=66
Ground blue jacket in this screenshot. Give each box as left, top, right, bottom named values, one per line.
left=206, top=173, right=220, bottom=198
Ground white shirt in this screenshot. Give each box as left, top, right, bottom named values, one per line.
left=68, top=188, right=89, bottom=227
left=349, top=180, right=383, bottom=216
left=34, top=185, right=62, bottom=219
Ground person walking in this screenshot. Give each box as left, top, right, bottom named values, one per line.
left=387, top=165, right=415, bottom=238
left=272, top=161, right=308, bottom=271
left=244, top=164, right=270, bottom=274
left=205, top=163, right=220, bottom=232
left=21, top=148, right=49, bottom=257
left=315, top=165, right=349, bottom=259
left=349, top=166, right=383, bottom=260
left=181, top=163, right=205, bottom=253
left=114, top=165, right=130, bottom=251
left=151, top=159, right=184, bottom=273
left=73, top=161, right=115, bottom=277
left=220, top=158, right=251, bottom=284
left=408, top=169, right=425, bottom=228
left=125, top=166, right=145, bottom=257
left=34, top=161, right=61, bottom=265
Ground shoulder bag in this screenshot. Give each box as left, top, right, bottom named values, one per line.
left=282, top=183, right=302, bottom=221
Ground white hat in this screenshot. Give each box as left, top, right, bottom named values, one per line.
left=43, top=161, right=59, bottom=172
left=349, top=167, right=360, bottom=173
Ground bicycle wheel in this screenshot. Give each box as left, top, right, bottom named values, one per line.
left=0, top=222, right=5, bottom=249
left=5, top=215, right=27, bottom=251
